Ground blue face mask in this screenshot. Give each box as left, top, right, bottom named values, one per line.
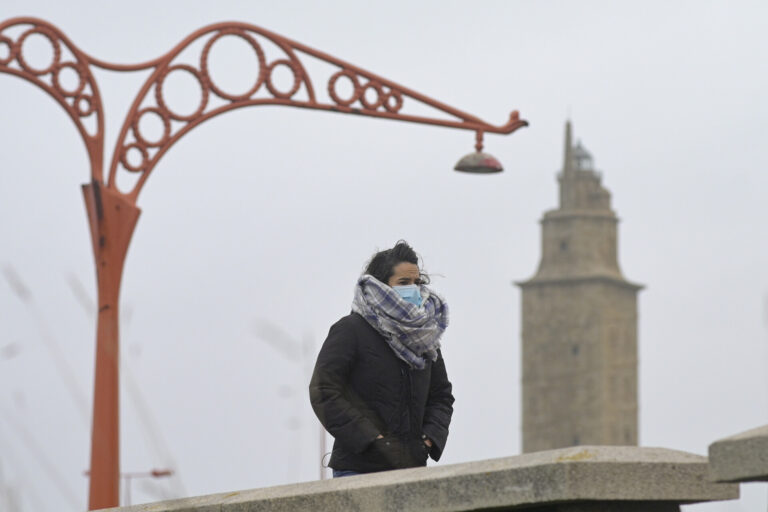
left=392, top=284, right=423, bottom=307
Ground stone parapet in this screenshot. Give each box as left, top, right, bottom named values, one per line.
left=709, top=424, right=768, bottom=483
left=102, top=446, right=737, bottom=512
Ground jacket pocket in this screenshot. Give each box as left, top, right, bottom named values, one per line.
left=370, top=435, right=403, bottom=468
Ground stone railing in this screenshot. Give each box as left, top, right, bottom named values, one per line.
left=709, top=424, right=768, bottom=483
left=102, top=445, right=740, bottom=512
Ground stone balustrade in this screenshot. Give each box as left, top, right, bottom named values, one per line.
left=709, top=424, right=768, bottom=483
left=102, top=445, right=738, bottom=512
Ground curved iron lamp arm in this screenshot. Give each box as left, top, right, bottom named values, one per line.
left=106, top=21, right=527, bottom=201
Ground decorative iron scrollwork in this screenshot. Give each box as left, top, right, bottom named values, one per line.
left=0, top=18, right=105, bottom=178
left=0, top=17, right=527, bottom=203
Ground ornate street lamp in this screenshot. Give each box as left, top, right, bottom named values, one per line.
left=0, top=17, right=528, bottom=510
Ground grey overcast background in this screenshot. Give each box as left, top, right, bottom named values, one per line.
left=1, top=1, right=767, bottom=511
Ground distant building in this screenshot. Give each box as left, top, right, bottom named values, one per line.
left=516, top=121, right=643, bottom=453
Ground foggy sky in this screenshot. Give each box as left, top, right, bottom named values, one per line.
left=1, top=1, right=767, bottom=511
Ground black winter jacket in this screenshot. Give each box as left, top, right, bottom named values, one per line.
left=309, top=313, right=454, bottom=473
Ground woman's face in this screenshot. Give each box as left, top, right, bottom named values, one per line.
left=387, top=262, right=422, bottom=287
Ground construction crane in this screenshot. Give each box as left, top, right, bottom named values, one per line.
left=252, top=318, right=329, bottom=480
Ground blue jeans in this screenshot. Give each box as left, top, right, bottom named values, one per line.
left=332, top=469, right=361, bottom=478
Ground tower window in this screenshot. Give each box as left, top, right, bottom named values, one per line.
left=560, top=240, right=568, bottom=251
left=572, top=344, right=579, bottom=356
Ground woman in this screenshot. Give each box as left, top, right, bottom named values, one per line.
left=309, top=241, right=454, bottom=477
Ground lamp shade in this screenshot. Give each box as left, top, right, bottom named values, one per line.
left=454, top=151, right=503, bottom=174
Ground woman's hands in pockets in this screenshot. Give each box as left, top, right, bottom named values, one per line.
left=368, top=434, right=430, bottom=469
left=370, top=435, right=402, bottom=468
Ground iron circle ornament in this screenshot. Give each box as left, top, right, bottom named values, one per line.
left=0, top=35, right=15, bottom=66
left=132, top=107, right=171, bottom=148
left=328, top=69, right=361, bottom=107
left=200, top=29, right=267, bottom=102
left=75, top=92, right=96, bottom=116
left=16, top=26, right=61, bottom=76
left=360, top=80, right=384, bottom=110
left=265, top=58, right=301, bottom=99
left=155, top=63, right=209, bottom=122
left=52, top=61, right=86, bottom=97
left=382, top=88, right=403, bottom=113
left=120, top=142, right=149, bottom=173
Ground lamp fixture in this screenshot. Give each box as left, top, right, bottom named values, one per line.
left=454, top=131, right=504, bottom=174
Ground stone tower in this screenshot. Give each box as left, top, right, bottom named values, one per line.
left=516, top=121, right=643, bottom=453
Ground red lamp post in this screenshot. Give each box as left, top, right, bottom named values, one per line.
left=0, top=17, right=527, bottom=510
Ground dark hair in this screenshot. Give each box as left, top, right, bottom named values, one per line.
left=363, top=240, right=430, bottom=285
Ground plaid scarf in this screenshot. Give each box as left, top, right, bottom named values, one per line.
left=351, top=275, right=449, bottom=370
